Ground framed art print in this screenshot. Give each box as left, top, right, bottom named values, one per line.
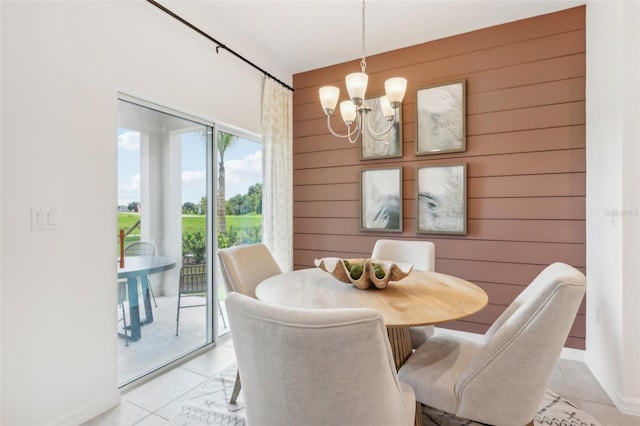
left=416, top=164, right=466, bottom=235
left=416, top=79, right=466, bottom=155
left=360, top=167, right=403, bottom=232
left=360, top=95, right=402, bottom=160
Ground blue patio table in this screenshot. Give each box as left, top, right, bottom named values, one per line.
left=118, top=256, right=176, bottom=341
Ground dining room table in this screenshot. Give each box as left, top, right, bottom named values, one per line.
left=118, top=255, right=176, bottom=341
left=255, top=266, right=488, bottom=370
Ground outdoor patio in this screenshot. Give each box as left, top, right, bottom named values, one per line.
left=117, top=290, right=230, bottom=386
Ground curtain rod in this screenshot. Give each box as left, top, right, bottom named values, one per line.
left=146, top=0, right=294, bottom=92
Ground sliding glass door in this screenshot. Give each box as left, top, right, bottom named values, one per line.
left=117, top=97, right=218, bottom=386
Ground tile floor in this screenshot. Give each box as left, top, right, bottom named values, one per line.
left=87, top=340, right=640, bottom=426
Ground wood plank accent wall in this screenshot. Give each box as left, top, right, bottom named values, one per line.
left=292, top=7, right=586, bottom=349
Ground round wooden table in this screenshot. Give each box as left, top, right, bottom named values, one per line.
left=256, top=267, right=488, bottom=369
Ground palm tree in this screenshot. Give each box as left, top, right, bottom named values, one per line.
left=218, top=131, right=237, bottom=234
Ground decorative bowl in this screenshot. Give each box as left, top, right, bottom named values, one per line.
left=314, top=257, right=413, bottom=290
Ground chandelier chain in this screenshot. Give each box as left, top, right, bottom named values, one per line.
left=360, top=0, right=367, bottom=73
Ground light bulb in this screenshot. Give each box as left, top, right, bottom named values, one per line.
left=380, top=96, right=394, bottom=120
left=385, top=77, right=407, bottom=108
left=340, top=100, right=357, bottom=126
left=319, top=86, right=340, bottom=115
left=345, top=72, right=368, bottom=105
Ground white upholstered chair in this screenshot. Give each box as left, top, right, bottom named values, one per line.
left=218, top=243, right=282, bottom=299
left=217, top=243, right=282, bottom=404
left=398, top=262, right=586, bottom=426
left=226, top=292, right=416, bottom=426
left=372, top=239, right=436, bottom=348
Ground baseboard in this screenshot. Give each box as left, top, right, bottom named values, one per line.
left=585, top=355, right=640, bottom=417
left=618, top=395, right=640, bottom=416
left=434, top=327, right=484, bottom=342
left=47, top=390, right=121, bottom=426
left=559, top=346, right=585, bottom=362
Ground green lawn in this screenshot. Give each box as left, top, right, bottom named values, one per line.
left=117, top=212, right=261, bottom=236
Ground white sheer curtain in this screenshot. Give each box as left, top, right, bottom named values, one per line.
left=262, top=77, right=293, bottom=272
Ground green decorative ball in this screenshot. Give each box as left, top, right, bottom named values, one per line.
left=373, top=264, right=385, bottom=279
left=350, top=263, right=363, bottom=279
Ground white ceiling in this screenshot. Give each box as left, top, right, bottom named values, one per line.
left=160, top=0, right=585, bottom=79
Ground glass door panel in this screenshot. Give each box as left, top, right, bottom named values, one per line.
left=117, top=98, right=214, bottom=386
left=216, top=131, right=262, bottom=338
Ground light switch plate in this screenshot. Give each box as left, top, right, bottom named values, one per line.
left=31, top=207, right=61, bottom=231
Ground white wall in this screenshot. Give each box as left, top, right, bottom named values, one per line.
left=0, top=1, right=289, bottom=425
left=585, top=0, right=640, bottom=415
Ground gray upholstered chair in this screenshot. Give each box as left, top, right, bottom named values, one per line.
left=217, top=243, right=282, bottom=404
left=372, top=239, right=436, bottom=348
left=226, top=292, right=416, bottom=426
left=398, top=262, right=586, bottom=426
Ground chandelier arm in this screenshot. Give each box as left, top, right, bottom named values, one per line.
left=362, top=110, right=397, bottom=140
left=325, top=114, right=361, bottom=143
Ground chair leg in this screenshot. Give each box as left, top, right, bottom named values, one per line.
left=218, top=300, right=227, bottom=328
left=414, top=401, right=423, bottom=426
left=230, top=370, right=241, bottom=404
left=149, top=284, right=158, bottom=307
left=121, top=304, right=129, bottom=347
left=175, top=293, right=181, bottom=336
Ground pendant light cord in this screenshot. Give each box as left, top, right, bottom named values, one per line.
left=360, top=0, right=367, bottom=73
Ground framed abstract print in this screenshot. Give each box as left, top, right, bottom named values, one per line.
left=416, top=164, right=466, bottom=235
left=416, top=79, right=466, bottom=155
left=360, top=167, right=403, bottom=232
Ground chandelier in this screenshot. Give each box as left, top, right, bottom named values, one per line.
left=319, top=0, right=407, bottom=144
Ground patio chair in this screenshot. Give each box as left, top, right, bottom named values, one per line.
left=175, top=255, right=229, bottom=336
left=124, top=241, right=159, bottom=307
left=175, top=263, right=206, bottom=336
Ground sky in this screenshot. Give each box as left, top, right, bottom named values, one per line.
left=117, top=129, right=262, bottom=207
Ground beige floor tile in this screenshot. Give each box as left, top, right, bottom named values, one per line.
left=81, top=399, right=151, bottom=426
left=558, top=359, right=614, bottom=405
left=123, top=367, right=208, bottom=413
left=134, top=413, right=170, bottom=426
left=576, top=399, right=640, bottom=426
left=180, top=345, right=236, bottom=377
left=548, top=365, right=576, bottom=402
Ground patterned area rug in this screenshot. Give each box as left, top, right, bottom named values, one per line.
left=170, top=365, right=245, bottom=426
left=422, top=389, right=604, bottom=426
left=170, top=364, right=603, bottom=426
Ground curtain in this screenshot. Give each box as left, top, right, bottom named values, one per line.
left=262, top=77, right=293, bottom=272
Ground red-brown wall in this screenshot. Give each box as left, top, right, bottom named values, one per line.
left=292, top=7, right=586, bottom=348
